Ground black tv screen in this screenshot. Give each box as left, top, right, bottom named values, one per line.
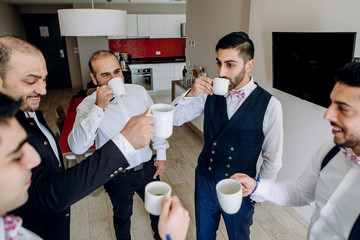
left=272, top=32, right=356, bottom=107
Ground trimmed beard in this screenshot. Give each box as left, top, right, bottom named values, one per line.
left=228, top=66, right=246, bottom=90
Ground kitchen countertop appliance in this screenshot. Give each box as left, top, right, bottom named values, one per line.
left=114, top=52, right=131, bottom=83
left=131, top=68, right=153, bottom=90
left=120, top=52, right=129, bottom=72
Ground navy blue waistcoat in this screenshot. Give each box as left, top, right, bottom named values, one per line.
left=198, top=85, right=272, bottom=182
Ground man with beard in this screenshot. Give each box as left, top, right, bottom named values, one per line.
left=0, top=36, right=155, bottom=240
left=68, top=50, right=168, bottom=240
left=172, top=31, right=283, bottom=239
left=232, top=62, right=360, bottom=240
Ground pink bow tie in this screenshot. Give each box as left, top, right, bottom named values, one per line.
left=224, top=89, right=245, bottom=98
left=2, top=214, right=22, bottom=240
left=340, top=147, right=360, bottom=165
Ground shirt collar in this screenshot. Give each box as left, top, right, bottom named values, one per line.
left=233, top=75, right=256, bottom=98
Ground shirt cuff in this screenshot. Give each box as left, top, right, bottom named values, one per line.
left=111, top=133, right=141, bottom=168
left=156, top=149, right=166, bottom=161
left=252, top=179, right=272, bottom=198
left=89, top=104, right=105, bottom=121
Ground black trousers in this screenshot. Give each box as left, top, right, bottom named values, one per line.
left=104, top=158, right=160, bottom=240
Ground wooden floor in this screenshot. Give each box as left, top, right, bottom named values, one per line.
left=41, top=89, right=308, bottom=240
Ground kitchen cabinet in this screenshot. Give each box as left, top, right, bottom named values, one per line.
left=165, top=15, right=186, bottom=37
left=149, top=15, right=166, bottom=38
left=149, top=14, right=186, bottom=38
left=108, top=14, right=185, bottom=39
left=174, top=62, right=186, bottom=80
left=127, top=14, right=138, bottom=37
left=137, top=14, right=150, bottom=37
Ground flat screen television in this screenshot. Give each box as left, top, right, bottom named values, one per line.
left=272, top=32, right=356, bottom=108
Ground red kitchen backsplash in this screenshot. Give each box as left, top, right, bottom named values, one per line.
left=108, top=38, right=185, bottom=58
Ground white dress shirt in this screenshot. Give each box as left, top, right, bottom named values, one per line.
left=253, top=141, right=360, bottom=240
left=68, top=84, right=169, bottom=170
left=26, top=112, right=60, bottom=162
left=172, top=76, right=283, bottom=180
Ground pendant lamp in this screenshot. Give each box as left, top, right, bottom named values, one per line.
left=58, top=0, right=127, bottom=37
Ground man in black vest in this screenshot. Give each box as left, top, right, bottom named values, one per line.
left=172, top=32, right=283, bottom=239
left=0, top=36, right=157, bottom=240
left=232, top=62, right=360, bottom=239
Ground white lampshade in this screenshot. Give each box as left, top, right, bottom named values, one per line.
left=58, top=9, right=127, bottom=37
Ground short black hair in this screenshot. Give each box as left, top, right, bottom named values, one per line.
left=215, top=31, right=254, bottom=62
left=0, top=92, right=21, bottom=125
left=335, top=62, right=360, bottom=87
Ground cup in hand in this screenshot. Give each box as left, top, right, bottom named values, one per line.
left=145, top=181, right=172, bottom=216
left=212, top=77, right=229, bottom=96
left=107, top=77, right=126, bottom=99
left=216, top=178, right=243, bottom=214
left=150, top=103, right=174, bottom=139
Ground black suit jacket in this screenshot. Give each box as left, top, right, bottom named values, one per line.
left=10, top=111, right=130, bottom=240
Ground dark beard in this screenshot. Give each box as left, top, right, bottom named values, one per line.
left=228, top=67, right=246, bottom=90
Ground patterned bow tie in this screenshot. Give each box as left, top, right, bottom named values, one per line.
left=224, top=89, right=245, bottom=98
left=2, top=214, right=22, bottom=240
left=340, top=147, right=360, bottom=165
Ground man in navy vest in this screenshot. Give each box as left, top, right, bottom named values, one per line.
left=172, top=31, right=283, bottom=239
left=231, top=62, right=360, bottom=240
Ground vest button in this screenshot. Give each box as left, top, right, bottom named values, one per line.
left=29, top=122, right=34, bottom=126
left=208, top=167, right=212, bottom=171
left=65, top=213, right=70, bottom=217
left=44, top=141, right=48, bottom=146
left=211, top=150, right=215, bottom=154
left=230, top=147, right=234, bottom=151
left=227, top=164, right=230, bottom=168
left=58, top=163, right=62, bottom=168
left=213, top=142, right=217, bottom=146
left=210, top=158, right=213, bottom=162
left=118, top=167, right=123, bottom=171
left=225, top=173, right=229, bottom=177
left=109, top=174, right=115, bottom=178
left=114, top=170, right=119, bottom=174
left=228, top=156, right=232, bottom=160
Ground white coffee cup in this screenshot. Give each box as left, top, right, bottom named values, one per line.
left=108, top=77, right=126, bottom=98
left=216, top=178, right=243, bottom=214
left=212, top=77, right=229, bottom=96
left=150, top=103, right=174, bottom=139
left=145, top=181, right=172, bottom=216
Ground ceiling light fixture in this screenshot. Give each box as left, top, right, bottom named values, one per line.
left=57, top=0, right=127, bottom=37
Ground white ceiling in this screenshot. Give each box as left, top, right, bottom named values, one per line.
left=1, top=0, right=185, bottom=5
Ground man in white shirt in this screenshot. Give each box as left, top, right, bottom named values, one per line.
left=0, top=36, right=156, bottom=240
left=172, top=32, right=283, bottom=240
left=232, top=62, right=360, bottom=240
left=0, top=93, right=189, bottom=240
left=68, top=50, right=168, bottom=240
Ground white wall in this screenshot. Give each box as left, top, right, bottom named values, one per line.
left=186, top=0, right=250, bottom=78
left=249, top=0, right=360, bottom=220
left=65, top=37, right=82, bottom=88
left=0, top=2, right=26, bottom=38
left=77, top=37, right=109, bottom=89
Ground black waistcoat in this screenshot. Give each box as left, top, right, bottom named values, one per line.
left=198, top=86, right=271, bottom=182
